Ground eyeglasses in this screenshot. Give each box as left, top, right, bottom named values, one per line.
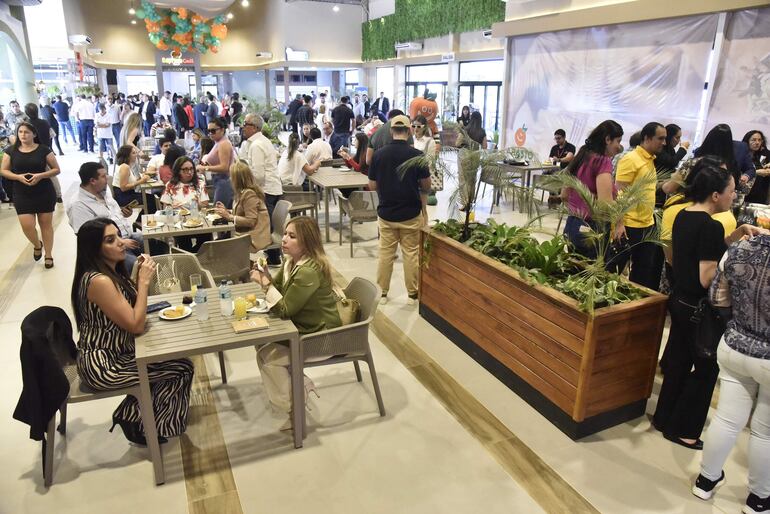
left=243, top=123, right=256, bottom=128
left=207, top=128, right=220, bottom=134
left=180, top=167, right=195, bottom=173
left=411, top=124, right=424, bottom=129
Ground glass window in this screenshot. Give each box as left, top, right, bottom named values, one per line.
left=345, top=69, right=359, bottom=85
left=376, top=67, right=394, bottom=101
left=406, top=64, right=448, bottom=83
left=459, top=60, right=504, bottom=82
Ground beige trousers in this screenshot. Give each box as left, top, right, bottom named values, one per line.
left=376, top=214, right=423, bottom=296
left=256, top=343, right=328, bottom=413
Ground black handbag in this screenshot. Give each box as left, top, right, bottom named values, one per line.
left=689, top=298, right=727, bottom=360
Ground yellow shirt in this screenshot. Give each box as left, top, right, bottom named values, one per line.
left=616, top=146, right=656, bottom=228
left=661, top=195, right=737, bottom=242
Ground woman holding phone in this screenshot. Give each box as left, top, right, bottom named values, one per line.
left=0, top=121, right=60, bottom=268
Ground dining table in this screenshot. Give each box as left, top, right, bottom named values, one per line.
left=488, top=162, right=560, bottom=213
left=308, top=166, right=371, bottom=242
left=138, top=179, right=165, bottom=213
left=135, top=282, right=302, bottom=485
left=141, top=212, right=236, bottom=252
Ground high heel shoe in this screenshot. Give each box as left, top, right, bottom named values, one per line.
left=109, top=416, right=168, bottom=446
left=304, top=375, right=320, bottom=400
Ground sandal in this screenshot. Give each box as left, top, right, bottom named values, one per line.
left=44, top=257, right=54, bottom=269
left=33, top=244, right=43, bottom=261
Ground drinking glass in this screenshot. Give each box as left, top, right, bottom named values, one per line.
left=190, top=274, right=202, bottom=296
left=233, top=297, right=248, bottom=320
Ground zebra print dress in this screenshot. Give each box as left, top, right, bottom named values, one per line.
left=76, top=272, right=194, bottom=438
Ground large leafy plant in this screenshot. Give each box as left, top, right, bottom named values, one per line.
left=240, top=101, right=286, bottom=147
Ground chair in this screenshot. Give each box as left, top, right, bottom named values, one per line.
left=131, top=254, right=229, bottom=383
left=302, top=277, right=385, bottom=416
left=282, top=185, right=319, bottom=219
left=264, top=199, right=292, bottom=253
left=172, top=233, right=252, bottom=284
left=334, top=190, right=379, bottom=258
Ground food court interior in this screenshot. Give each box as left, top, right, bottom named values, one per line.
left=3, top=0, right=770, bottom=513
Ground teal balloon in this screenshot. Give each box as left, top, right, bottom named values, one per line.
left=200, top=24, right=210, bottom=33
left=135, top=8, right=145, bottom=19
left=213, top=15, right=225, bottom=24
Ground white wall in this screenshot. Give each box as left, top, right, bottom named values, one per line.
left=369, top=0, right=396, bottom=20
left=231, top=70, right=267, bottom=101
left=117, top=69, right=156, bottom=95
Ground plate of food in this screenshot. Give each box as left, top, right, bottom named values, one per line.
left=183, top=218, right=204, bottom=228
left=159, top=305, right=192, bottom=320
left=244, top=293, right=270, bottom=313
left=145, top=219, right=165, bottom=228
left=178, top=207, right=191, bottom=216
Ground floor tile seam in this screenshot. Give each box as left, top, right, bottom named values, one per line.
left=330, top=266, right=599, bottom=514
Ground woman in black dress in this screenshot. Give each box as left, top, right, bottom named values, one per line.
left=744, top=130, right=770, bottom=204
left=0, top=122, right=60, bottom=268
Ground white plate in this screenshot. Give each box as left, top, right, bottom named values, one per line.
left=246, top=300, right=270, bottom=314
left=144, top=221, right=165, bottom=229
left=159, top=305, right=192, bottom=321
left=183, top=221, right=204, bottom=228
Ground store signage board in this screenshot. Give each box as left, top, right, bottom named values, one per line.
left=285, top=47, right=309, bottom=62
left=441, top=53, right=455, bottom=63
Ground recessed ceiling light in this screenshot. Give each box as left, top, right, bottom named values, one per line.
left=226, top=12, right=234, bottom=19
left=332, top=4, right=339, bottom=12
left=131, top=19, right=137, bottom=24
left=128, top=7, right=135, bottom=14
left=241, top=0, right=249, bottom=6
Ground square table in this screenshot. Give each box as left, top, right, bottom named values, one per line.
left=135, top=283, right=302, bottom=485
left=139, top=180, right=165, bottom=213
left=489, top=162, right=560, bottom=213
left=308, top=167, right=371, bottom=242
left=141, top=213, right=236, bottom=253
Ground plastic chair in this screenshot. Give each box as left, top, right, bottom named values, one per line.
left=264, top=199, right=292, bottom=253
left=334, top=190, right=379, bottom=258
left=172, top=233, right=252, bottom=284
left=282, top=186, right=319, bottom=219
left=131, top=254, right=229, bottom=383
left=302, top=277, right=385, bottom=416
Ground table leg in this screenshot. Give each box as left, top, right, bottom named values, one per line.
left=324, top=187, right=331, bottom=243
left=289, top=334, right=305, bottom=448
left=137, top=361, right=165, bottom=485
left=143, top=237, right=150, bottom=254
left=141, top=189, right=149, bottom=214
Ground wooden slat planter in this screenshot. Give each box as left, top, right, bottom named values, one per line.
left=419, top=229, right=668, bottom=439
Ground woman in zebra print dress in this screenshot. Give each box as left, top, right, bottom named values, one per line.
left=71, top=218, right=193, bottom=445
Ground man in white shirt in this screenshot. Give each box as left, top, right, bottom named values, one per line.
left=304, top=126, right=332, bottom=166
left=159, top=91, right=172, bottom=121
left=75, top=94, right=95, bottom=152
left=107, top=96, right=122, bottom=147
left=95, top=104, right=115, bottom=163
left=146, top=136, right=174, bottom=175
left=240, top=113, right=284, bottom=264
left=353, top=94, right=365, bottom=120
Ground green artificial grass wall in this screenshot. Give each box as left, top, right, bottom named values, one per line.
left=362, top=0, right=506, bottom=61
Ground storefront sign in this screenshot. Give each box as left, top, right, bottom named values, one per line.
left=441, top=52, right=455, bottom=63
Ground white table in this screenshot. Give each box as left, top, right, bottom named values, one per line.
left=135, top=283, right=302, bottom=485
left=141, top=213, right=236, bottom=253
left=308, top=167, right=370, bottom=242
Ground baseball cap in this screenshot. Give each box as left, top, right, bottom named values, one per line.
left=390, top=115, right=410, bottom=128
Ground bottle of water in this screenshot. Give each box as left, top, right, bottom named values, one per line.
left=195, top=287, right=209, bottom=321
left=190, top=198, right=199, bottom=219
left=219, top=280, right=233, bottom=316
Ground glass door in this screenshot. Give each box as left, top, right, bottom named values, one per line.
left=404, top=82, right=446, bottom=116
left=457, top=83, right=501, bottom=135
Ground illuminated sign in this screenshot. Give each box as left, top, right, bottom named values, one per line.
left=161, top=56, right=195, bottom=66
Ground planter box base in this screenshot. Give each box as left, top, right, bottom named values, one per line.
left=420, top=304, right=648, bottom=440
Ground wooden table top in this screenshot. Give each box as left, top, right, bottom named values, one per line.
left=139, top=180, right=165, bottom=191
left=498, top=162, right=560, bottom=172
left=142, top=213, right=236, bottom=238
left=310, top=167, right=370, bottom=189
left=136, top=283, right=298, bottom=363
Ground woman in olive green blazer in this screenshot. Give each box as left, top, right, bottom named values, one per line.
left=252, top=216, right=341, bottom=429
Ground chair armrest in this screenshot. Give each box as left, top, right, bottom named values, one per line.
left=169, top=246, right=193, bottom=255
left=300, top=322, right=372, bottom=358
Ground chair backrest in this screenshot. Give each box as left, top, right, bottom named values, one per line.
left=271, top=199, right=292, bottom=238
left=283, top=190, right=318, bottom=208
left=133, top=254, right=215, bottom=295
left=344, top=277, right=381, bottom=323
left=196, top=233, right=252, bottom=283
left=348, top=191, right=378, bottom=212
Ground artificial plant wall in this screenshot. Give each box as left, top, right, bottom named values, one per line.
left=362, top=0, right=506, bottom=61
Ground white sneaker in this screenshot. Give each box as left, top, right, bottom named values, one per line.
left=380, top=294, right=388, bottom=305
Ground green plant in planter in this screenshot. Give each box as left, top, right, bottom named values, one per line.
left=74, top=85, right=101, bottom=97
left=240, top=101, right=286, bottom=147
left=400, top=122, right=541, bottom=241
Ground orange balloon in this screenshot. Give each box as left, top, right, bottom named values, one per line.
left=161, top=16, right=173, bottom=27
left=157, top=41, right=168, bottom=50
left=211, top=24, right=227, bottom=39
left=191, top=14, right=203, bottom=25
left=177, top=8, right=187, bottom=19
left=210, top=45, right=219, bottom=54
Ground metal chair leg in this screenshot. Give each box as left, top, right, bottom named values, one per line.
left=57, top=403, right=67, bottom=435
left=44, top=415, right=55, bottom=487
left=353, top=360, right=363, bottom=382
left=339, top=209, right=343, bottom=246
left=218, top=351, right=227, bottom=384
left=365, top=353, right=386, bottom=416
left=349, top=218, right=354, bottom=258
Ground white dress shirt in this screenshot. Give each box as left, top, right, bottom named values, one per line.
left=305, top=139, right=332, bottom=165
left=240, top=132, right=283, bottom=196
left=353, top=101, right=365, bottom=119
left=159, top=96, right=172, bottom=117
left=66, top=186, right=133, bottom=236
left=76, top=100, right=94, bottom=120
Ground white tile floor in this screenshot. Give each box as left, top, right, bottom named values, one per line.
left=0, top=141, right=752, bottom=513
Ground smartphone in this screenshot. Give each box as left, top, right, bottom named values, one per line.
left=147, top=301, right=171, bottom=313
left=126, top=199, right=140, bottom=209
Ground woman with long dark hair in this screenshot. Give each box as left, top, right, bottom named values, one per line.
left=277, top=132, right=320, bottom=187
left=71, top=218, right=193, bottom=446
left=465, top=111, right=487, bottom=148
left=744, top=130, right=770, bottom=204
left=161, top=156, right=210, bottom=252
left=657, top=123, right=690, bottom=174
left=560, top=120, right=624, bottom=258
left=694, top=124, right=753, bottom=187
left=113, top=144, right=151, bottom=207
left=457, top=105, right=471, bottom=127
left=339, top=132, right=369, bottom=174
left=0, top=121, right=60, bottom=268
left=199, top=116, right=237, bottom=208
left=653, top=165, right=766, bottom=450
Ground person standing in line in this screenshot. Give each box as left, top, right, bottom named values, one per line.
left=159, top=91, right=172, bottom=123
left=193, top=95, right=207, bottom=131
left=286, top=94, right=303, bottom=134
left=172, top=96, right=188, bottom=138
left=362, top=93, right=371, bottom=118
left=353, top=94, right=365, bottom=120
left=0, top=122, right=60, bottom=268
left=95, top=104, right=116, bottom=164
left=295, top=96, right=315, bottom=141
left=205, top=93, right=219, bottom=125
left=139, top=93, right=156, bottom=137
left=606, top=121, right=667, bottom=291
left=107, top=96, right=123, bottom=149
left=75, top=94, right=96, bottom=152
left=368, top=115, right=431, bottom=304
left=692, top=232, right=770, bottom=514
left=330, top=96, right=355, bottom=157
left=39, top=97, right=63, bottom=156
left=200, top=116, right=236, bottom=208
left=372, top=91, right=390, bottom=117
left=53, top=95, right=76, bottom=146
left=183, top=98, right=195, bottom=135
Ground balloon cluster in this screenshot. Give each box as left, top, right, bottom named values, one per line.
left=134, top=0, right=229, bottom=55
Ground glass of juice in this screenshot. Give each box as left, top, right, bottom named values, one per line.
left=233, top=296, right=248, bottom=320
left=190, top=274, right=201, bottom=296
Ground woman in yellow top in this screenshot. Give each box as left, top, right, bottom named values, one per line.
left=251, top=216, right=341, bottom=430
left=214, top=160, right=271, bottom=252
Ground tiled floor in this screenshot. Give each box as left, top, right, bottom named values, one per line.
left=0, top=141, right=752, bottom=513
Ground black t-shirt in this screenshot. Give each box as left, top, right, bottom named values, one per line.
left=549, top=142, right=576, bottom=169
left=29, top=118, right=52, bottom=148
left=369, top=140, right=430, bottom=222
left=331, top=104, right=355, bottom=134
left=671, top=210, right=727, bottom=300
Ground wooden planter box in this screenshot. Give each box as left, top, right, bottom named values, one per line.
left=419, top=229, right=668, bottom=439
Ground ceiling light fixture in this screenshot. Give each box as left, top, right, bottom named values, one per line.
left=129, top=7, right=135, bottom=14
left=332, top=4, right=340, bottom=12
left=241, top=0, right=249, bottom=6
left=131, top=19, right=137, bottom=24
left=227, top=12, right=234, bottom=19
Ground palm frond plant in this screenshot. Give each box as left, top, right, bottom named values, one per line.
left=241, top=101, right=287, bottom=147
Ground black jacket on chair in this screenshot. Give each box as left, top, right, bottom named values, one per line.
left=13, top=307, right=77, bottom=441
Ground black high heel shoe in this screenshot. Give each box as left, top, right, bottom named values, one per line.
left=109, top=416, right=167, bottom=446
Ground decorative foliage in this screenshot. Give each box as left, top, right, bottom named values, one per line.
left=134, top=0, right=229, bottom=55
left=362, top=0, right=506, bottom=61
left=240, top=101, right=287, bottom=147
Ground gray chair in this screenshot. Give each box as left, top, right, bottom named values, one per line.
left=334, top=190, right=379, bottom=258
left=264, top=199, right=292, bottom=254
left=282, top=185, right=319, bottom=219
left=302, top=277, right=385, bottom=416
left=172, top=233, right=252, bottom=284
left=131, top=254, right=229, bottom=383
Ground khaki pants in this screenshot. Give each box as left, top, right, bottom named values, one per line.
left=376, top=214, right=423, bottom=296
left=256, top=343, right=328, bottom=413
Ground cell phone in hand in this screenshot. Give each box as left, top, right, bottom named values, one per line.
left=147, top=301, right=171, bottom=313
left=126, top=199, right=140, bottom=209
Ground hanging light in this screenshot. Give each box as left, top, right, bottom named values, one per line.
left=131, top=19, right=137, bottom=24
left=226, top=12, right=234, bottom=20
left=241, top=0, right=249, bottom=6
left=129, top=7, right=136, bottom=14
left=332, top=4, right=340, bottom=12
